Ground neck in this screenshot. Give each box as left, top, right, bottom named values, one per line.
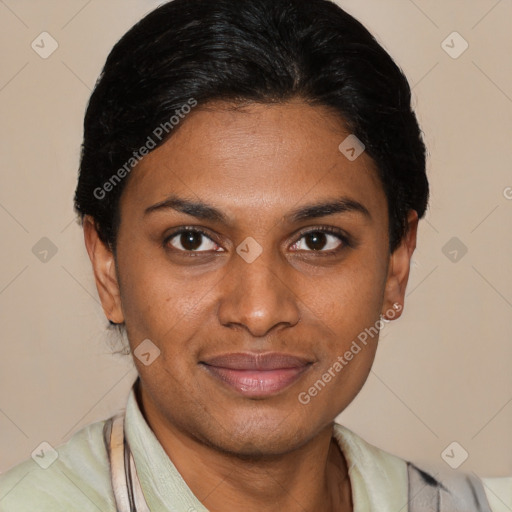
left=136, top=384, right=353, bottom=512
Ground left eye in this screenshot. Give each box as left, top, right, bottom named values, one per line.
left=290, top=231, right=345, bottom=252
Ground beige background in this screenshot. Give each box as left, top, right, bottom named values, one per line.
left=0, top=0, right=511, bottom=478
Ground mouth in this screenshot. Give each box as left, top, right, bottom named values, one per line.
left=199, top=352, right=314, bottom=398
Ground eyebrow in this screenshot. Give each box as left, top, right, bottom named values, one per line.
left=144, top=195, right=229, bottom=223
left=143, top=194, right=371, bottom=224
left=285, top=197, right=371, bottom=223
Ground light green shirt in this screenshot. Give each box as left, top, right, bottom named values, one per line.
left=0, top=380, right=509, bottom=511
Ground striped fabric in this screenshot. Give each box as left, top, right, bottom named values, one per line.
left=407, top=461, right=492, bottom=512
left=104, top=413, right=150, bottom=512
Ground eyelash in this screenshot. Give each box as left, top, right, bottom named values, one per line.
left=163, top=225, right=353, bottom=256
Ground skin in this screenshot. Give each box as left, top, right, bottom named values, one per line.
left=84, top=99, right=418, bottom=512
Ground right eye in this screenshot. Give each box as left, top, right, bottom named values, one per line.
left=164, top=228, right=224, bottom=253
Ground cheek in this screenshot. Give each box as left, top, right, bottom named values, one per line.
left=295, top=252, right=386, bottom=408
left=117, top=248, right=204, bottom=335
left=298, top=294, right=381, bottom=419
left=118, top=256, right=225, bottom=385
left=304, top=345, right=377, bottom=422
left=312, top=252, right=386, bottom=331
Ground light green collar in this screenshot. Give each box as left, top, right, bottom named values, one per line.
left=125, top=381, right=407, bottom=511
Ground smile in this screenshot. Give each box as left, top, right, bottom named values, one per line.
left=199, top=352, right=314, bottom=398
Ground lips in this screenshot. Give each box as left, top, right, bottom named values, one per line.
left=202, top=352, right=312, bottom=370
left=200, top=352, right=313, bottom=398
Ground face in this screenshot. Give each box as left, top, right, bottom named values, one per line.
left=85, top=100, right=417, bottom=457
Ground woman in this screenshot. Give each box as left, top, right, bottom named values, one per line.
left=0, top=0, right=507, bottom=510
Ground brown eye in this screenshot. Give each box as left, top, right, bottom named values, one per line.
left=305, top=232, right=328, bottom=251
left=290, top=230, right=345, bottom=252
left=166, top=229, right=222, bottom=253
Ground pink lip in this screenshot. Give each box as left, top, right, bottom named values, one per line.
left=200, top=352, right=313, bottom=397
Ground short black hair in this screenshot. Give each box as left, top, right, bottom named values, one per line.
left=74, top=0, right=429, bottom=253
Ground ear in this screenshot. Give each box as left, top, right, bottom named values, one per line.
left=381, top=210, right=419, bottom=320
left=83, top=215, right=124, bottom=324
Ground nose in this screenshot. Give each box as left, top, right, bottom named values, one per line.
left=217, top=247, right=301, bottom=337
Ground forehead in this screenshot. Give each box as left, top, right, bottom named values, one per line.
left=119, top=100, right=386, bottom=221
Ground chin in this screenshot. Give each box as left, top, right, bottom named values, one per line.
left=197, top=410, right=315, bottom=459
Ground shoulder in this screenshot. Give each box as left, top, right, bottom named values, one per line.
left=0, top=417, right=116, bottom=512
left=333, top=423, right=509, bottom=512
left=406, top=460, right=496, bottom=511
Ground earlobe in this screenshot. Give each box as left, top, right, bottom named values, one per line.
left=83, top=215, right=125, bottom=324
left=381, top=210, right=419, bottom=320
